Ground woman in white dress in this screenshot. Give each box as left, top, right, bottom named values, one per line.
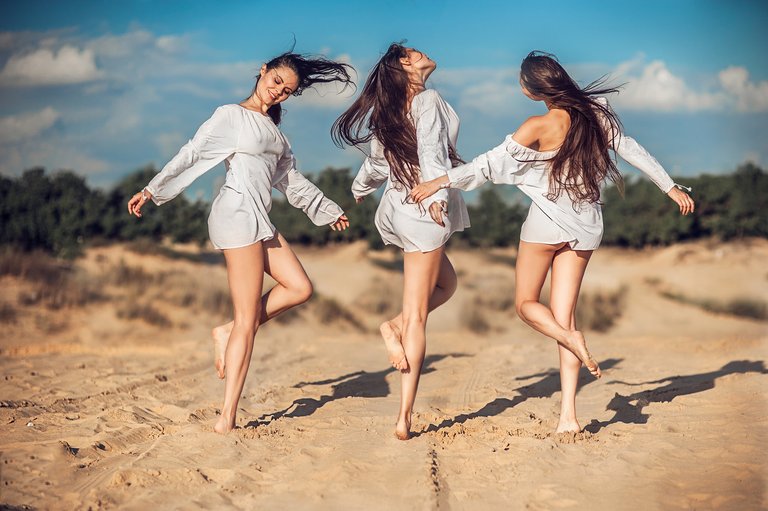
left=332, top=43, right=470, bottom=440
left=127, top=52, right=354, bottom=434
left=410, top=51, right=694, bottom=434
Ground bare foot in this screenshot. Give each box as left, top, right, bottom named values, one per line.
left=212, top=324, right=230, bottom=379
left=561, top=330, right=601, bottom=378
left=395, top=413, right=412, bottom=441
left=213, top=414, right=235, bottom=434
left=380, top=320, right=409, bottom=372
left=555, top=419, right=581, bottom=434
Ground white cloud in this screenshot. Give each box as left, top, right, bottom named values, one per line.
left=0, top=107, right=59, bottom=143
left=718, top=66, right=768, bottom=113
left=431, top=67, right=523, bottom=117
left=611, top=58, right=725, bottom=112
left=0, top=45, right=103, bottom=86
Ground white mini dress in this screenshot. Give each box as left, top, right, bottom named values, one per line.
left=351, top=90, right=471, bottom=253
left=145, top=104, right=344, bottom=249
left=446, top=98, right=679, bottom=250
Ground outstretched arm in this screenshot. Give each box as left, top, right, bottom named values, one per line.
left=598, top=97, right=695, bottom=215
left=128, top=106, right=239, bottom=217
left=409, top=119, right=543, bottom=203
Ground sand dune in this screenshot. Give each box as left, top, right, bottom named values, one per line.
left=0, top=239, right=766, bottom=510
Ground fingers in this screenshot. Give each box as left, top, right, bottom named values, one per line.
left=355, top=197, right=364, bottom=204
left=428, top=202, right=445, bottom=227
left=670, top=188, right=695, bottom=216
left=679, top=194, right=695, bottom=215
left=330, top=215, right=350, bottom=231
left=127, top=194, right=145, bottom=218
left=409, top=185, right=426, bottom=203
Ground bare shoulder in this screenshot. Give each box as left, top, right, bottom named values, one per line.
left=513, top=116, right=546, bottom=146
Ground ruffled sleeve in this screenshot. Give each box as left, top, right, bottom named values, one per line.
left=273, top=144, right=344, bottom=226
left=595, top=97, right=676, bottom=193
left=146, top=106, right=240, bottom=206
left=351, top=137, right=390, bottom=200
left=447, top=135, right=543, bottom=191
left=413, top=90, right=452, bottom=207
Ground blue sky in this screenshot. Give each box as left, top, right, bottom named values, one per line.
left=1, top=0, right=766, bottom=201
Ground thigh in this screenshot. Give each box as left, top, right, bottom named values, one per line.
left=223, top=242, right=265, bottom=320
left=402, top=247, right=445, bottom=312
left=515, top=240, right=564, bottom=304
left=262, top=232, right=311, bottom=289
left=436, top=252, right=457, bottom=289
left=549, top=245, right=593, bottom=326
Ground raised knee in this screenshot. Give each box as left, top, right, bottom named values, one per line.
left=294, top=279, right=314, bottom=305
left=515, top=299, right=536, bottom=321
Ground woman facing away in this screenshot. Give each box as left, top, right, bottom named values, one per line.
left=410, top=51, right=694, bottom=434
left=332, top=43, right=471, bottom=440
left=127, top=52, right=354, bottom=434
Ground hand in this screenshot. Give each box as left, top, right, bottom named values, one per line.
left=428, top=201, right=447, bottom=227
left=355, top=196, right=365, bottom=204
left=667, top=187, right=695, bottom=216
left=409, top=177, right=445, bottom=203
left=127, top=189, right=152, bottom=218
left=330, top=214, right=350, bottom=231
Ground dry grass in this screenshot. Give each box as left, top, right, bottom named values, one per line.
left=116, top=303, right=172, bottom=327
left=472, top=275, right=514, bottom=312
left=0, top=302, right=17, bottom=324
left=355, top=277, right=400, bottom=317
left=273, top=306, right=304, bottom=325
left=1, top=249, right=104, bottom=309
left=0, top=247, right=234, bottom=330
left=539, top=286, right=627, bottom=332
left=575, top=287, right=628, bottom=332
left=312, top=294, right=365, bottom=331
left=660, top=291, right=767, bottom=321
left=460, top=298, right=492, bottom=334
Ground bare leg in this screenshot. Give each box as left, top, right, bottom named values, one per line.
left=382, top=252, right=457, bottom=371
left=213, top=233, right=313, bottom=378
left=549, top=245, right=593, bottom=433
left=514, top=241, right=600, bottom=378
left=214, top=243, right=264, bottom=434
left=396, top=247, right=445, bottom=440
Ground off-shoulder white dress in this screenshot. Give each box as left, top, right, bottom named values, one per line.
left=351, top=90, right=471, bottom=252
left=445, top=98, right=680, bottom=250
left=145, top=104, right=344, bottom=249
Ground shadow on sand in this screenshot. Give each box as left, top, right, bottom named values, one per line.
left=585, top=360, right=768, bottom=434
left=413, top=358, right=624, bottom=437
left=245, top=352, right=470, bottom=427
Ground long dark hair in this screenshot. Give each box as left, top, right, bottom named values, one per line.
left=332, top=43, right=461, bottom=191
left=520, top=51, right=624, bottom=204
left=249, top=52, right=354, bottom=125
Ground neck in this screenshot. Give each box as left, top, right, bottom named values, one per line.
left=406, top=74, right=428, bottom=102
left=249, top=91, right=271, bottom=114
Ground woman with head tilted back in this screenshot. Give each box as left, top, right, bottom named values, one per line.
left=127, top=52, right=354, bottom=434
left=333, top=43, right=470, bottom=440
left=410, top=51, right=694, bottom=434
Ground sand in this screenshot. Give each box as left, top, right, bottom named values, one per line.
left=0, top=239, right=766, bottom=510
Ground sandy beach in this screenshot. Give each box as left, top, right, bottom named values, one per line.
left=1, top=238, right=766, bottom=510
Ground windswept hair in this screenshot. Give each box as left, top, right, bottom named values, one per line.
left=249, top=52, right=355, bottom=125
left=332, top=42, right=461, bottom=192
left=520, top=51, right=624, bottom=204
